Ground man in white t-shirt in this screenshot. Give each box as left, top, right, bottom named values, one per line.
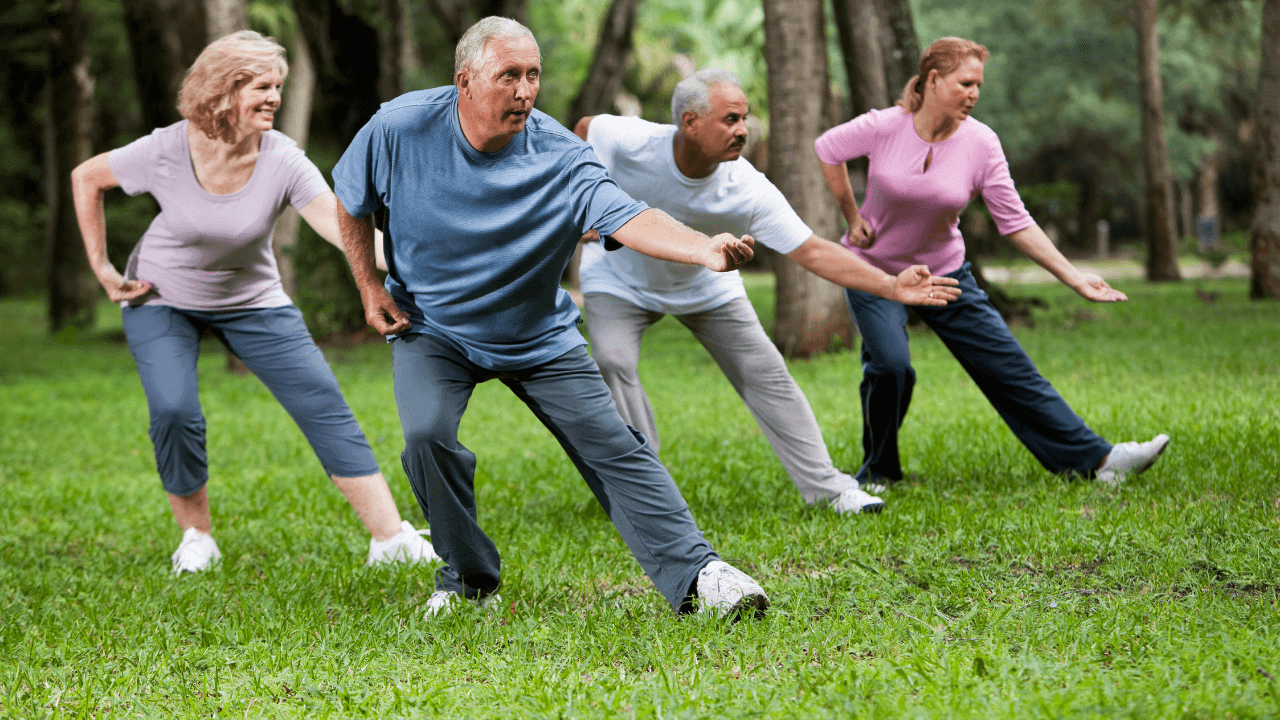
left=573, top=69, right=961, bottom=514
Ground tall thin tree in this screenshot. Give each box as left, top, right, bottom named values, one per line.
left=763, top=0, right=855, bottom=358
left=566, top=0, right=643, bottom=131
left=44, top=0, right=97, bottom=333
left=1253, top=0, right=1280, bottom=299
left=271, top=25, right=316, bottom=298
left=1133, top=0, right=1181, bottom=281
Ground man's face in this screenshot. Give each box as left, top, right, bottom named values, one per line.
left=458, top=35, right=541, bottom=145
left=683, top=83, right=750, bottom=163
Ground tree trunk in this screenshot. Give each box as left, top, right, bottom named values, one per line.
left=1252, top=0, right=1280, bottom=299
left=875, top=0, right=920, bottom=99
left=44, top=0, right=97, bottom=334
left=376, top=0, right=408, bottom=102
left=832, top=0, right=888, bottom=118
left=120, top=0, right=206, bottom=129
left=1134, top=0, right=1181, bottom=281
left=1196, top=136, right=1222, bottom=249
left=423, top=0, right=530, bottom=47
left=272, top=33, right=315, bottom=299
left=763, top=0, right=854, bottom=358
left=204, top=0, right=248, bottom=41
left=565, top=0, right=643, bottom=131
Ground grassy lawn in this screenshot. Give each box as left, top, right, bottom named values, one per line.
left=1, top=277, right=1278, bottom=718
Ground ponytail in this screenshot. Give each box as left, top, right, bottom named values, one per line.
left=895, top=75, right=925, bottom=112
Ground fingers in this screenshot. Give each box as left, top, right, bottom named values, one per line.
left=929, top=276, right=960, bottom=286
left=107, top=280, right=151, bottom=302
left=364, top=291, right=411, bottom=335
left=582, top=229, right=601, bottom=243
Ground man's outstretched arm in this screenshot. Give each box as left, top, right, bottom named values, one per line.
left=609, top=208, right=755, bottom=273
left=787, top=235, right=961, bottom=307
left=336, top=197, right=411, bottom=335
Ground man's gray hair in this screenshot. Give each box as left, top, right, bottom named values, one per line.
left=454, top=16, right=539, bottom=76
left=671, top=68, right=742, bottom=125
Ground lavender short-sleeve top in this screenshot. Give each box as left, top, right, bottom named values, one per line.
left=815, top=107, right=1034, bottom=275
left=110, top=120, right=330, bottom=310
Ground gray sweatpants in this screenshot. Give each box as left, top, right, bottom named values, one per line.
left=391, top=333, right=718, bottom=613
left=582, top=293, right=858, bottom=504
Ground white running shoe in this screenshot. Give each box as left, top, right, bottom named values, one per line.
left=696, top=560, right=769, bottom=619
left=424, top=589, right=501, bottom=619
left=830, top=487, right=886, bottom=514
left=1096, top=433, right=1171, bottom=487
left=171, top=527, right=221, bottom=575
left=367, top=521, right=442, bottom=566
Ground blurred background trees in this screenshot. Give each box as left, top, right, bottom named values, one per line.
left=0, top=0, right=1272, bottom=342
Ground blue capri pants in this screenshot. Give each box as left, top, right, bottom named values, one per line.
left=122, top=304, right=380, bottom=496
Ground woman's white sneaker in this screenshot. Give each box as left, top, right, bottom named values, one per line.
left=830, top=487, right=886, bottom=514
left=1096, top=433, right=1171, bottom=486
left=171, top=527, right=221, bottom=574
left=696, top=560, right=769, bottom=619
left=367, top=520, right=443, bottom=566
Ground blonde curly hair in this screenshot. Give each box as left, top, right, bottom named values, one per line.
left=178, top=31, right=288, bottom=143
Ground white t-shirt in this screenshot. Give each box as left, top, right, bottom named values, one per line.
left=581, top=115, right=812, bottom=314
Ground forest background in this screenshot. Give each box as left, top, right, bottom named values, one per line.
left=0, top=0, right=1276, bottom=347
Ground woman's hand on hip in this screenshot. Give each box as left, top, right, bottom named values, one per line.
left=890, top=265, right=961, bottom=307
left=1073, top=273, right=1127, bottom=303
left=843, top=214, right=875, bottom=249
left=95, top=264, right=152, bottom=302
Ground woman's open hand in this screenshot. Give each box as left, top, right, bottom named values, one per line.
left=1073, top=273, right=1127, bottom=303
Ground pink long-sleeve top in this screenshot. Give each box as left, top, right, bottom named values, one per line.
left=814, top=107, right=1034, bottom=276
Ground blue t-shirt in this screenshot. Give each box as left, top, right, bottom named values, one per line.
left=333, top=86, right=648, bottom=370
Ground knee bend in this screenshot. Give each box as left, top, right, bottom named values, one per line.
left=865, top=356, right=915, bottom=386
left=592, top=349, right=639, bottom=384
left=149, top=399, right=202, bottom=435
left=402, top=417, right=456, bottom=453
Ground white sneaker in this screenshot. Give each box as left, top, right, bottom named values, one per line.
left=830, top=487, right=886, bottom=514
left=1096, top=434, right=1171, bottom=486
left=367, top=521, right=443, bottom=566
left=424, top=589, right=501, bottom=619
left=696, top=560, right=769, bottom=619
left=171, top=527, right=220, bottom=574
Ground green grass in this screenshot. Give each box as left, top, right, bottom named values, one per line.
left=2, top=277, right=1278, bottom=718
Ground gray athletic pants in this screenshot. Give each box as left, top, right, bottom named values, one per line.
left=121, top=304, right=380, bottom=496
left=391, top=333, right=718, bottom=613
left=582, top=293, right=859, bottom=504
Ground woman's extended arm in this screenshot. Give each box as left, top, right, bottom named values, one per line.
left=71, top=153, right=153, bottom=302
left=1007, top=224, right=1127, bottom=302
left=298, top=191, right=388, bottom=272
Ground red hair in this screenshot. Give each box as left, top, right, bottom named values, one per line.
left=178, top=31, right=288, bottom=143
left=896, top=37, right=989, bottom=113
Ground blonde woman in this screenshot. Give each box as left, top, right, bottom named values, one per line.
left=71, top=31, right=437, bottom=573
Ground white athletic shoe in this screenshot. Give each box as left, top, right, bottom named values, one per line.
left=696, top=560, right=769, bottom=619
left=424, top=589, right=501, bottom=619
left=1096, top=434, right=1171, bottom=487
left=830, top=487, right=886, bottom=514
left=171, top=527, right=221, bottom=575
left=367, top=521, right=442, bottom=566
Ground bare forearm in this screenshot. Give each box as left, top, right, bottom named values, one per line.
left=788, top=236, right=895, bottom=297
left=1008, top=225, right=1084, bottom=289
left=820, top=161, right=860, bottom=225
left=336, top=200, right=381, bottom=290
left=611, top=208, right=715, bottom=266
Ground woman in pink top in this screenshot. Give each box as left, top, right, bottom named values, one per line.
left=72, top=32, right=437, bottom=574
left=815, top=37, right=1169, bottom=487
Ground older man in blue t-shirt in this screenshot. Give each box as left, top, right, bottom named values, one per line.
left=333, top=17, right=768, bottom=619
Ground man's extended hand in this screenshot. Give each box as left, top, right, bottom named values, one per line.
left=360, top=286, right=412, bottom=335
left=889, top=265, right=962, bottom=307
left=706, top=233, right=755, bottom=272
